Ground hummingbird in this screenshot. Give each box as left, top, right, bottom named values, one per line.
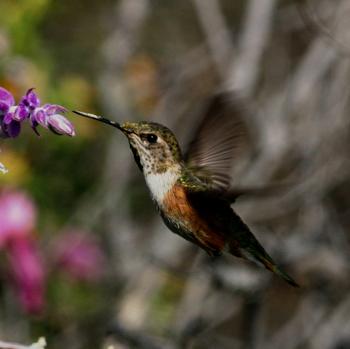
left=73, top=93, right=299, bottom=287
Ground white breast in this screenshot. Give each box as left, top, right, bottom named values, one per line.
left=145, top=169, right=180, bottom=204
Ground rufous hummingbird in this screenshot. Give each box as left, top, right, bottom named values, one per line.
left=73, top=93, right=299, bottom=287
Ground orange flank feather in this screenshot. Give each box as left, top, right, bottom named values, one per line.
left=162, top=184, right=226, bottom=252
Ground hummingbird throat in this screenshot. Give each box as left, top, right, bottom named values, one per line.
left=145, top=166, right=181, bottom=204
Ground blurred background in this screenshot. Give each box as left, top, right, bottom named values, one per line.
left=0, top=0, right=350, bottom=348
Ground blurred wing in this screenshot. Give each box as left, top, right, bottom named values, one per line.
left=185, top=92, right=250, bottom=191
left=222, top=183, right=293, bottom=203
left=184, top=183, right=291, bottom=205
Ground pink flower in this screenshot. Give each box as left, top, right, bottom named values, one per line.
left=0, top=191, right=45, bottom=314
left=53, top=230, right=106, bottom=282
left=7, top=237, right=45, bottom=314
left=0, top=191, right=37, bottom=248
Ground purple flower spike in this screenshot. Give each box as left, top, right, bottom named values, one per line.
left=13, top=105, right=30, bottom=122
left=0, top=87, right=15, bottom=114
left=48, top=113, right=75, bottom=136
left=1, top=105, right=27, bottom=138
left=0, top=86, right=75, bottom=140
left=32, top=108, right=47, bottom=125
left=21, top=88, right=40, bottom=110
left=4, top=105, right=29, bottom=123
left=30, top=104, right=75, bottom=136
left=43, top=103, right=66, bottom=116
left=5, top=120, right=21, bottom=138
left=29, top=108, right=47, bottom=135
left=0, top=87, right=17, bottom=138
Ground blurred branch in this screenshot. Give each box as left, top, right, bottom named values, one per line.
left=288, top=38, right=337, bottom=108
left=100, top=0, right=150, bottom=115
left=226, top=0, right=277, bottom=96
left=89, top=0, right=150, bottom=274
left=262, top=296, right=326, bottom=349
left=107, top=323, right=169, bottom=349
left=295, top=0, right=350, bottom=57
left=309, top=296, right=350, bottom=349
left=191, top=0, right=233, bottom=79
left=70, top=0, right=151, bottom=229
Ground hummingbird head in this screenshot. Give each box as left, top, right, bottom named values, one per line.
left=119, top=121, right=183, bottom=175
left=73, top=110, right=184, bottom=203
left=72, top=110, right=183, bottom=176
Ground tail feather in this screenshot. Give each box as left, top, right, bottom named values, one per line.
left=263, top=258, right=300, bottom=288
left=234, top=243, right=300, bottom=287
left=226, top=212, right=299, bottom=287
left=252, top=251, right=300, bottom=288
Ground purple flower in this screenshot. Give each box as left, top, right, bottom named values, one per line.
left=0, top=87, right=15, bottom=114
left=20, top=88, right=40, bottom=110
left=53, top=230, right=106, bottom=282
left=0, top=87, right=23, bottom=138
left=1, top=118, right=21, bottom=138
left=4, top=104, right=29, bottom=122
left=31, top=104, right=75, bottom=136
left=0, top=87, right=75, bottom=138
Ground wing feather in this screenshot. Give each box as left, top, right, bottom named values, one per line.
left=185, top=92, right=250, bottom=190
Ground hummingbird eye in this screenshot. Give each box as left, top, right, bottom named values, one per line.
left=144, top=133, right=158, bottom=144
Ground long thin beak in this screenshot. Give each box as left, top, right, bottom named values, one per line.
left=72, top=110, right=123, bottom=131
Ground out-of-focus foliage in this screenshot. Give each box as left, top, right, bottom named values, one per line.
left=0, top=0, right=114, bottom=347
left=0, top=0, right=350, bottom=348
